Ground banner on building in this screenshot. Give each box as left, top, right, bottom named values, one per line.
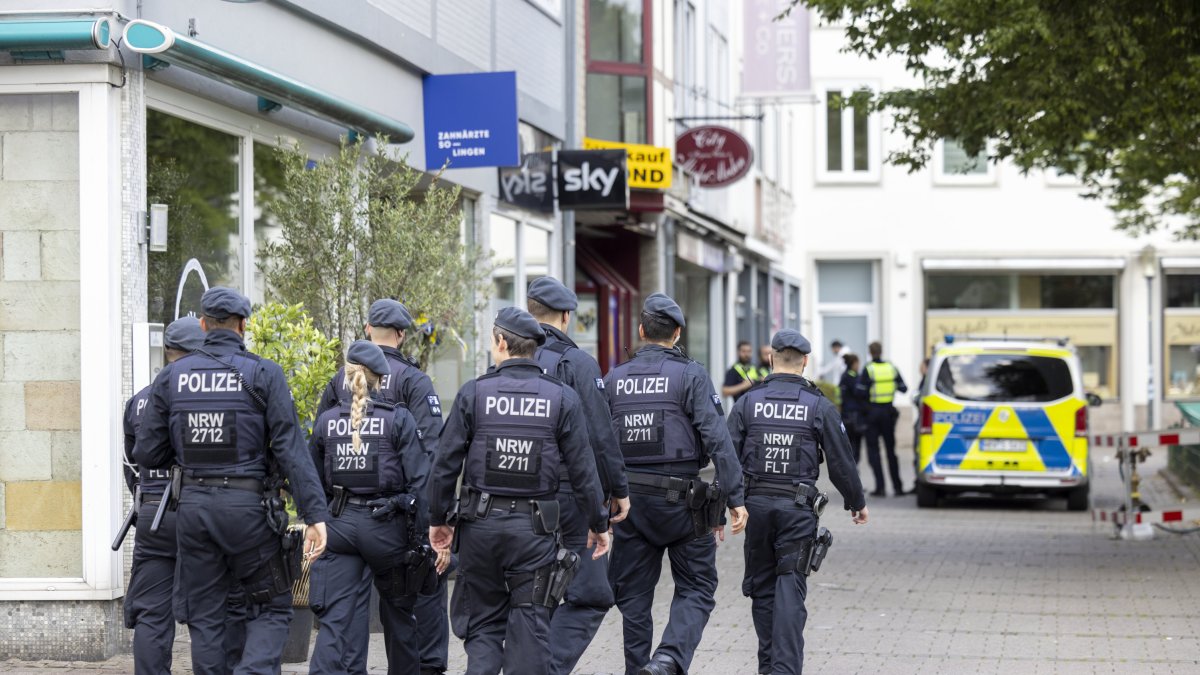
left=582, top=137, right=672, bottom=189
left=676, top=126, right=753, bottom=188
left=422, top=71, right=520, bottom=170
left=742, top=0, right=811, bottom=97
left=498, top=152, right=554, bottom=211
left=557, top=149, right=630, bottom=210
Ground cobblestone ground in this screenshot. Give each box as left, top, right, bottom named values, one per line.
left=6, top=433, right=1200, bottom=674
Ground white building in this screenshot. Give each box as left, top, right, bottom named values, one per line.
left=788, top=13, right=1200, bottom=431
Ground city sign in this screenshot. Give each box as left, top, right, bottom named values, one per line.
left=582, top=137, right=672, bottom=189
left=556, top=149, right=629, bottom=210
left=498, top=152, right=554, bottom=212
left=676, top=126, right=753, bottom=188
left=743, top=0, right=811, bottom=97
left=422, top=71, right=520, bottom=170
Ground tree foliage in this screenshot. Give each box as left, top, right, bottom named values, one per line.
left=258, top=137, right=494, bottom=368
left=790, top=0, right=1200, bottom=237
left=245, top=303, right=341, bottom=432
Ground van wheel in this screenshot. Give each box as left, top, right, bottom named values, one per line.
left=1066, top=484, right=1090, bottom=512
left=916, top=482, right=939, bottom=508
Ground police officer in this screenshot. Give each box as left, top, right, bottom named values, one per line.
left=427, top=307, right=610, bottom=675
left=606, top=293, right=748, bottom=675
left=316, top=299, right=449, bottom=675
left=857, top=341, right=908, bottom=496
left=121, top=317, right=203, bottom=674
left=525, top=276, right=631, bottom=675
left=728, top=330, right=868, bottom=675
left=133, top=287, right=330, bottom=675
left=309, top=341, right=432, bottom=675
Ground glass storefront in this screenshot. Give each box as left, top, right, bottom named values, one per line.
left=1164, top=273, right=1200, bottom=398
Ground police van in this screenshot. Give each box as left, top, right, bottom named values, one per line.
left=914, top=336, right=1099, bottom=510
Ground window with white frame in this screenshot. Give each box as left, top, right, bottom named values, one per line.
left=815, top=84, right=880, bottom=183
left=932, top=138, right=996, bottom=186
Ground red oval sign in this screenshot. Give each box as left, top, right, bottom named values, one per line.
left=675, top=126, right=754, bottom=188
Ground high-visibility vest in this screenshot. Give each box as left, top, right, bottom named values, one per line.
left=866, top=361, right=899, bottom=404
left=734, top=363, right=769, bottom=382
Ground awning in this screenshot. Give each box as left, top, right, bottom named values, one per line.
left=922, top=257, right=1127, bottom=271
left=1162, top=257, right=1200, bottom=271
left=122, top=20, right=413, bottom=143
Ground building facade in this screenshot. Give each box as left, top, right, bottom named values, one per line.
left=789, top=12, right=1200, bottom=431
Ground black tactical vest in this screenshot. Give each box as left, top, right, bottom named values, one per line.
left=127, top=386, right=170, bottom=493
left=166, top=351, right=266, bottom=473
left=740, top=382, right=822, bottom=483
left=318, top=400, right=402, bottom=495
left=609, top=353, right=698, bottom=465
left=334, top=353, right=416, bottom=409
left=535, top=340, right=572, bottom=379
left=465, top=372, right=563, bottom=496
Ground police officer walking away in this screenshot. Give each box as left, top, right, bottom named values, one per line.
left=857, top=341, right=909, bottom=496
left=525, top=277, right=631, bottom=675
left=316, top=299, right=450, bottom=675
left=606, top=293, right=748, bottom=675
left=120, top=317, right=203, bottom=674
left=427, top=307, right=610, bottom=675
left=728, top=330, right=868, bottom=674
left=838, top=353, right=867, bottom=466
left=133, top=287, right=330, bottom=675
left=309, top=341, right=433, bottom=675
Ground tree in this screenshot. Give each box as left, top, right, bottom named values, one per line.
left=258, top=137, right=494, bottom=368
left=789, top=0, right=1200, bottom=237
left=245, top=303, right=341, bottom=431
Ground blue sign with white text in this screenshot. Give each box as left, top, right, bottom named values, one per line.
left=423, top=71, right=520, bottom=170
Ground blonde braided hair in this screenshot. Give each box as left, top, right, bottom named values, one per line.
left=345, top=363, right=381, bottom=454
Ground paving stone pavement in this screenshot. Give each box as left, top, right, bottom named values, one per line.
left=5, top=432, right=1200, bottom=674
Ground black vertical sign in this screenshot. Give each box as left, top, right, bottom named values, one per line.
left=556, top=150, right=629, bottom=210
left=497, top=152, right=554, bottom=212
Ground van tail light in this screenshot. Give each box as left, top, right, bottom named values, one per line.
left=1075, top=405, right=1088, bottom=437
left=919, top=403, right=933, bottom=435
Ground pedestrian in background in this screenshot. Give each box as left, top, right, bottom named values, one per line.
left=427, top=307, right=610, bottom=675
left=838, top=353, right=867, bottom=466
left=757, top=344, right=773, bottom=377
left=816, top=340, right=851, bottom=384
left=727, top=330, right=868, bottom=674
left=525, top=276, right=631, bottom=675
left=133, top=287, right=329, bottom=675
left=308, top=340, right=432, bottom=675
left=857, top=341, right=908, bottom=497
left=723, top=341, right=769, bottom=402
left=606, top=294, right=748, bottom=675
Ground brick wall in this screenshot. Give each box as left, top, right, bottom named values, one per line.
left=0, top=93, right=83, bottom=577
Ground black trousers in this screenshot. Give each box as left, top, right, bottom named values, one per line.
left=609, top=492, right=717, bottom=675
left=864, top=405, right=904, bottom=493
left=742, top=494, right=817, bottom=675
left=174, top=485, right=292, bottom=675
left=308, top=502, right=419, bottom=675
left=451, top=509, right=558, bottom=675
left=549, top=487, right=614, bottom=675
left=125, top=499, right=176, bottom=675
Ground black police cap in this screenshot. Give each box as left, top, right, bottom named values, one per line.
left=527, top=276, right=578, bottom=312
left=643, top=292, right=686, bottom=328
left=200, top=287, right=251, bottom=320
left=771, top=329, right=812, bottom=355
left=494, top=306, right=546, bottom=345
left=346, top=340, right=390, bottom=378
left=368, top=299, right=414, bottom=331
left=164, top=316, right=204, bottom=352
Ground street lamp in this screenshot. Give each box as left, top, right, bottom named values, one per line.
left=1140, top=244, right=1157, bottom=429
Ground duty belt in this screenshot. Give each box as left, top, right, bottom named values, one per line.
left=345, top=494, right=404, bottom=507
left=182, top=476, right=264, bottom=493
left=489, top=498, right=540, bottom=514
left=745, top=479, right=825, bottom=512
left=627, top=472, right=696, bottom=504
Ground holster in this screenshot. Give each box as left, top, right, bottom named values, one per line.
left=392, top=545, right=438, bottom=597
left=531, top=499, right=560, bottom=535
left=705, top=481, right=727, bottom=530
left=686, top=479, right=717, bottom=538
left=508, top=547, right=580, bottom=608
left=774, top=527, right=834, bottom=577
left=263, top=493, right=289, bottom=536
left=329, top=486, right=348, bottom=518
left=248, top=530, right=301, bottom=604
left=452, top=485, right=492, bottom=524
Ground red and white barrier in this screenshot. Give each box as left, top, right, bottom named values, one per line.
left=1092, top=507, right=1200, bottom=525
left=1089, top=428, right=1200, bottom=448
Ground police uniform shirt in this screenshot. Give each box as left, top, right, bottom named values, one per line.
left=317, top=346, right=444, bottom=461
left=133, top=328, right=332, bottom=524
left=856, top=358, right=908, bottom=404
left=122, top=385, right=152, bottom=495
left=310, top=398, right=430, bottom=515
left=605, top=344, right=746, bottom=508
left=428, top=358, right=608, bottom=534
left=538, top=323, right=629, bottom=499
left=728, top=373, right=867, bottom=512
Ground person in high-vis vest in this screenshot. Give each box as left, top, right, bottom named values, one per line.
left=723, top=341, right=770, bottom=402
left=856, top=341, right=908, bottom=497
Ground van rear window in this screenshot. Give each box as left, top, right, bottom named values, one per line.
left=934, top=353, right=1074, bottom=402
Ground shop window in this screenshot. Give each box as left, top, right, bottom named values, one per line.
left=933, top=138, right=996, bottom=186
left=817, top=261, right=874, bottom=304
left=524, top=224, right=551, bottom=285
left=589, top=0, right=644, bottom=63
left=1166, top=274, right=1200, bottom=308
left=1035, top=275, right=1115, bottom=309
left=146, top=110, right=242, bottom=324
left=816, top=85, right=880, bottom=183
left=586, top=73, right=647, bottom=144
left=926, top=274, right=1012, bottom=310
left=928, top=273, right=1115, bottom=310
left=252, top=142, right=288, bottom=305
left=490, top=213, right=518, bottom=313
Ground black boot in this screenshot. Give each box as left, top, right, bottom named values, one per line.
left=637, top=653, right=681, bottom=675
